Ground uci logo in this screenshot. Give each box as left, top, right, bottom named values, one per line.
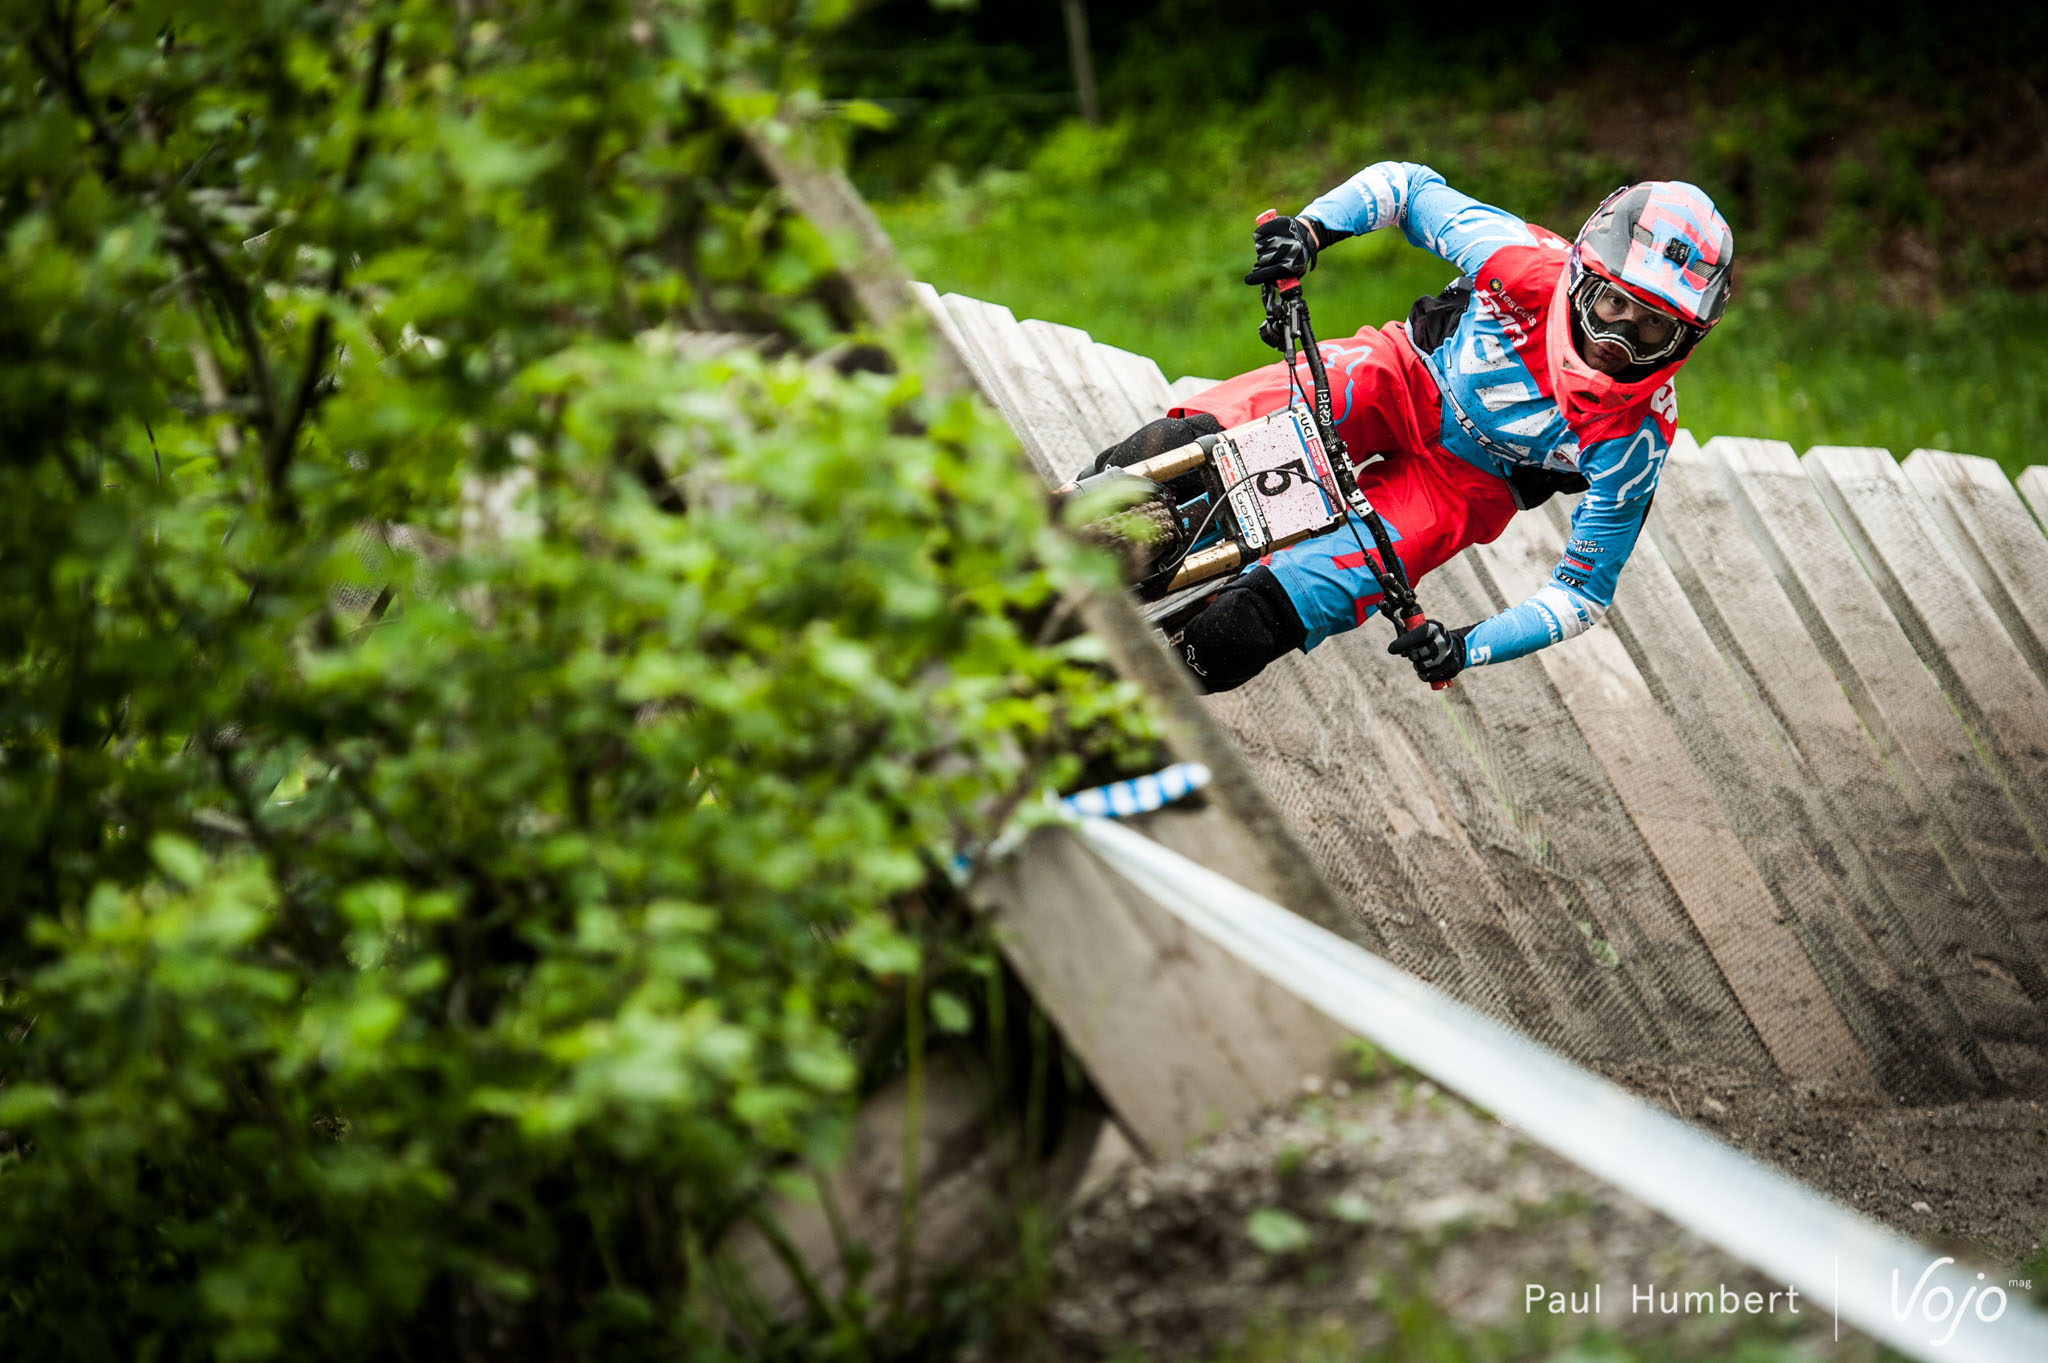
left=1892, top=1257, right=2007, bottom=1347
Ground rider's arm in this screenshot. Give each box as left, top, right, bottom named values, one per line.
left=1459, top=414, right=1668, bottom=668
left=1299, top=162, right=1539, bottom=277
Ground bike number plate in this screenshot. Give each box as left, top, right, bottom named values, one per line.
left=1213, top=408, right=1344, bottom=552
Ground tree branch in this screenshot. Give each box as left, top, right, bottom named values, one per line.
left=32, top=3, right=274, bottom=473
left=27, top=2, right=127, bottom=191
left=198, top=730, right=333, bottom=966
left=262, top=21, right=394, bottom=525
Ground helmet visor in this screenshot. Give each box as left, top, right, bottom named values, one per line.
left=1574, top=278, right=1689, bottom=366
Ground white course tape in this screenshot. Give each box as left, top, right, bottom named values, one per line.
left=1076, top=816, right=2048, bottom=1363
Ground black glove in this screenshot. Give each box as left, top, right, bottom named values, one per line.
left=1244, top=215, right=1320, bottom=286
left=1387, top=618, right=1470, bottom=684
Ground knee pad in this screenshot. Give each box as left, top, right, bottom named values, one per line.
left=1172, top=566, right=1307, bottom=694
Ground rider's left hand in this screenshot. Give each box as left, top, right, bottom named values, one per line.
left=1388, top=618, right=1470, bottom=684
left=1244, top=215, right=1321, bottom=286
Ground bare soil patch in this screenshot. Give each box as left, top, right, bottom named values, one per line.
left=1598, top=1058, right=2048, bottom=1258
left=1036, top=1064, right=2046, bottom=1361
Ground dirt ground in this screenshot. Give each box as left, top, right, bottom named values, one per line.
left=1037, top=1061, right=2048, bottom=1362
left=1596, top=1058, right=2048, bottom=1260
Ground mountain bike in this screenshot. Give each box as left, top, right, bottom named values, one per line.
left=1060, top=211, right=1443, bottom=685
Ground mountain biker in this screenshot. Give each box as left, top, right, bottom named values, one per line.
left=1089, top=165, right=1732, bottom=691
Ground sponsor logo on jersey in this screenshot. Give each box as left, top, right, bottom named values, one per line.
left=1568, top=538, right=1605, bottom=555
left=1649, top=383, right=1678, bottom=426
left=1477, top=280, right=1541, bottom=342
left=1556, top=569, right=1586, bottom=589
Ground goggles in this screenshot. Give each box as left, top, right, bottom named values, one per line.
left=1572, top=277, right=1690, bottom=366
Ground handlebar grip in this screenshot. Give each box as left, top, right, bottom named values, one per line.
left=1253, top=209, right=1302, bottom=292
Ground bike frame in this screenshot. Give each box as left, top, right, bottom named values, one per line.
left=1254, top=212, right=1449, bottom=689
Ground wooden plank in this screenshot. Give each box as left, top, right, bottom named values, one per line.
left=910, top=279, right=970, bottom=359
left=1711, top=437, right=2048, bottom=1031
left=1207, top=645, right=1576, bottom=1045
left=1903, top=448, right=2048, bottom=687
left=911, top=287, right=1065, bottom=485
left=1201, top=537, right=1769, bottom=1065
left=1653, top=436, right=2047, bottom=1089
left=1423, top=551, right=1773, bottom=1068
left=1018, top=318, right=1131, bottom=450
left=1096, top=344, right=1177, bottom=419
left=1469, top=508, right=1874, bottom=1090
left=1568, top=441, right=1995, bottom=1100
left=976, top=824, right=1351, bottom=1157
left=1803, top=445, right=2048, bottom=847
left=937, top=293, right=1095, bottom=483
left=1024, top=319, right=1151, bottom=441
left=1286, top=634, right=1622, bottom=1047
left=941, top=296, right=1099, bottom=483
left=2017, top=466, right=2048, bottom=537
left=1322, top=560, right=1683, bottom=1062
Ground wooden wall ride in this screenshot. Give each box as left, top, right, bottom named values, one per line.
left=924, top=285, right=2048, bottom=1140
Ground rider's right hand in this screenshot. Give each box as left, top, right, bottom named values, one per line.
left=1244, top=215, right=1320, bottom=286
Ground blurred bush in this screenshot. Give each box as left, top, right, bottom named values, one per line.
left=872, top=14, right=2048, bottom=470
left=0, top=2, right=1149, bottom=1358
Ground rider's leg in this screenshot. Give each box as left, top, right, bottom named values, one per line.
left=1267, top=441, right=1519, bottom=650
left=1175, top=442, right=1519, bottom=692
left=1162, top=323, right=1505, bottom=693
left=1171, top=565, right=1305, bottom=693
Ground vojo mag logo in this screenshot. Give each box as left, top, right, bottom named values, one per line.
left=1893, top=1256, right=2010, bottom=1348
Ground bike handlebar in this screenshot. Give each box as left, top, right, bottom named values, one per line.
left=1253, top=210, right=1451, bottom=691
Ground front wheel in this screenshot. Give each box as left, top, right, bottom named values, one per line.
left=1060, top=470, right=1193, bottom=594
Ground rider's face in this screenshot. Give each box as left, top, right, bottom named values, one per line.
left=1581, top=283, right=1681, bottom=374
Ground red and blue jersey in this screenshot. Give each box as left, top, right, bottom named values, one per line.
left=1301, top=163, right=1684, bottom=666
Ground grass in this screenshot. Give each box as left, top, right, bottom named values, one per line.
left=875, top=118, right=2048, bottom=478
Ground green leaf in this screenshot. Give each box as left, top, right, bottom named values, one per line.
left=841, top=915, right=921, bottom=979
left=1326, top=1193, right=1376, bottom=1224
left=149, top=834, right=208, bottom=889
left=929, top=989, right=972, bottom=1036
left=1246, top=1207, right=1313, bottom=1255
left=0, top=1083, right=64, bottom=1127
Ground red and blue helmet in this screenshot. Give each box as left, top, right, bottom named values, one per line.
left=1567, top=181, right=1734, bottom=366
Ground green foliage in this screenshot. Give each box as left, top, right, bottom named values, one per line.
left=0, top=2, right=1149, bottom=1358
left=880, top=106, right=2048, bottom=475
left=1244, top=1207, right=1313, bottom=1256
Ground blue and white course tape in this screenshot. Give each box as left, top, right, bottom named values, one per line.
left=951, top=761, right=1212, bottom=880
left=1060, top=762, right=1211, bottom=820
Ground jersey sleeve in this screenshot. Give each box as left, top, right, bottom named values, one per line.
left=1300, top=162, right=1539, bottom=278
left=1460, top=413, right=1669, bottom=668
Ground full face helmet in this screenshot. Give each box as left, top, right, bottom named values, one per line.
left=1542, top=181, right=1733, bottom=428
left=1568, top=181, right=1733, bottom=371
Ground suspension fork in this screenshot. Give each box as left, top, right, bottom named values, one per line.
left=1255, top=213, right=1445, bottom=687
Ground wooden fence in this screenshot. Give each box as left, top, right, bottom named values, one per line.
left=923, top=285, right=2048, bottom=1140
